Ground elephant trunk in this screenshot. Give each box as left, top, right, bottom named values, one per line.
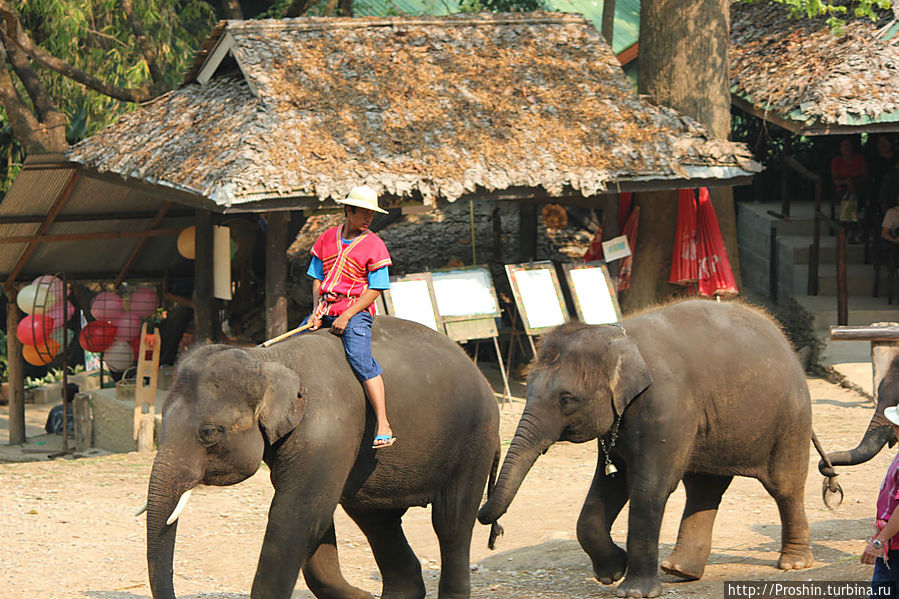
left=478, top=410, right=557, bottom=524
left=819, top=422, right=895, bottom=476
left=146, top=453, right=202, bottom=599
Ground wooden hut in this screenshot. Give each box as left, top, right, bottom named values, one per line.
left=2, top=12, right=760, bottom=441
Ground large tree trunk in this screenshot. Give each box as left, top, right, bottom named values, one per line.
left=625, top=0, right=739, bottom=311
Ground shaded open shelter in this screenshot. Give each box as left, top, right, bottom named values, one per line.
left=2, top=11, right=761, bottom=444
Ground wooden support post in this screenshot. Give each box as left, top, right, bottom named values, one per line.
left=6, top=289, right=24, bottom=445
left=265, top=211, right=289, bottom=339
left=73, top=393, right=92, bottom=451
left=830, top=324, right=899, bottom=397
left=837, top=224, right=848, bottom=326
left=193, top=210, right=218, bottom=342
left=518, top=202, right=538, bottom=261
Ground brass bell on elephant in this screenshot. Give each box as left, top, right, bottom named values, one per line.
left=605, top=462, right=618, bottom=476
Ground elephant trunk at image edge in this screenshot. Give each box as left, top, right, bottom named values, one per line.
left=820, top=358, right=899, bottom=475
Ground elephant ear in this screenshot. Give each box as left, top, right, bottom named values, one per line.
left=609, top=337, right=652, bottom=417
left=257, top=362, right=305, bottom=444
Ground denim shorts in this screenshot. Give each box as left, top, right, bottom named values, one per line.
left=300, top=311, right=382, bottom=382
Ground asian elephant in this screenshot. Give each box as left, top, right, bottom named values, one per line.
left=820, top=352, right=899, bottom=477
left=145, top=316, right=501, bottom=599
left=478, top=299, right=817, bottom=598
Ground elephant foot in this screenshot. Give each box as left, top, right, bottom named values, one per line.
left=615, top=574, right=662, bottom=598
left=777, top=548, right=813, bottom=571
left=590, top=544, right=627, bottom=585
left=660, top=551, right=705, bottom=581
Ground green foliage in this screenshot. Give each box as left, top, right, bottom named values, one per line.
left=459, top=0, right=546, bottom=13
left=745, top=0, right=893, bottom=30
left=24, top=365, right=85, bottom=390
left=0, top=1, right=218, bottom=193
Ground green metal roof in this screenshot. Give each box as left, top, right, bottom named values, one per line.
left=352, top=0, right=641, bottom=54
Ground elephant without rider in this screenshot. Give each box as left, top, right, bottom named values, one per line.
left=145, top=316, right=501, bottom=599
left=820, top=352, right=899, bottom=478
left=478, top=299, right=818, bottom=598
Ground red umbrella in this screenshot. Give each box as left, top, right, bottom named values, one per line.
left=617, top=205, right=641, bottom=292
left=583, top=224, right=603, bottom=262
left=618, top=192, right=633, bottom=233
left=669, top=189, right=699, bottom=286
left=696, top=188, right=738, bottom=297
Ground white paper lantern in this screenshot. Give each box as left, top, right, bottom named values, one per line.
left=104, top=340, right=135, bottom=372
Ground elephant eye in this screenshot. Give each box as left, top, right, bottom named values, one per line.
left=559, top=393, right=579, bottom=414
left=197, top=424, right=226, bottom=446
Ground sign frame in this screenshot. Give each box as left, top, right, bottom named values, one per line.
left=561, top=261, right=622, bottom=325
left=382, top=272, right=442, bottom=332
left=504, top=261, right=570, bottom=336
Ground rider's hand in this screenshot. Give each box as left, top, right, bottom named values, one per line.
left=330, top=313, right=350, bottom=336
left=309, top=316, right=323, bottom=331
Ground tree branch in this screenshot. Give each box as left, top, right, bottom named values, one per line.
left=0, top=40, right=66, bottom=153
left=0, top=0, right=166, bottom=103
left=284, top=0, right=319, bottom=18
left=117, top=0, right=165, bottom=85
left=0, top=29, right=56, bottom=121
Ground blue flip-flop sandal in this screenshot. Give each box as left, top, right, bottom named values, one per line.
left=372, top=434, right=396, bottom=449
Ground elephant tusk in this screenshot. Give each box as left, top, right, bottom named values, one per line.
left=166, top=489, right=193, bottom=525
left=135, top=500, right=148, bottom=517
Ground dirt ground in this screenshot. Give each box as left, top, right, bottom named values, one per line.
left=0, top=370, right=890, bottom=599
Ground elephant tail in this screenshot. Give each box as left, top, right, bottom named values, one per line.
left=486, top=441, right=504, bottom=550
left=812, top=429, right=844, bottom=509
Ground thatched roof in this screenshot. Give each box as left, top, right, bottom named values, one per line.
left=731, top=2, right=899, bottom=135
left=68, top=12, right=758, bottom=209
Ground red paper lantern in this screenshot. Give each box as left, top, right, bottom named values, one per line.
left=79, top=320, right=118, bottom=353
left=16, top=314, right=54, bottom=346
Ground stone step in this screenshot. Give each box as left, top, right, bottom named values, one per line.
left=777, top=234, right=868, bottom=265
left=793, top=294, right=899, bottom=334
left=791, top=263, right=883, bottom=297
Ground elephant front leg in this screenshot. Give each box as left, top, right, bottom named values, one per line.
left=616, top=471, right=679, bottom=598
left=577, top=457, right=629, bottom=585
left=303, top=521, right=374, bottom=599
left=252, top=492, right=340, bottom=599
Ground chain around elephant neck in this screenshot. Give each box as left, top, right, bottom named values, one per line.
left=606, top=323, right=627, bottom=337
left=599, top=416, right=621, bottom=476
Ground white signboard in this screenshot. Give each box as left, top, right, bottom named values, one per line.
left=385, top=278, right=440, bottom=331
left=431, top=268, right=499, bottom=317
left=602, top=235, right=631, bottom=263
left=506, top=263, right=568, bottom=333
left=567, top=265, right=621, bottom=325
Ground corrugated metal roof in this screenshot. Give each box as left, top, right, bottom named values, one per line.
left=0, top=156, right=198, bottom=282
left=351, top=0, right=640, bottom=53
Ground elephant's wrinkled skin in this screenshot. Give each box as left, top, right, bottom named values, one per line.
left=478, top=300, right=814, bottom=598
left=146, top=316, right=500, bottom=599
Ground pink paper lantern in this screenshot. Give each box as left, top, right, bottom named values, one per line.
left=32, top=275, right=64, bottom=303
left=16, top=314, right=54, bottom=346
left=113, top=311, right=141, bottom=341
left=91, top=291, right=123, bottom=321
left=79, top=320, right=117, bottom=353
left=128, top=287, right=158, bottom=318
left=46, top=300, right=75, bottom=329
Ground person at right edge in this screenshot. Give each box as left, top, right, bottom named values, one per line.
left=862, top=405, right=899, bottom=598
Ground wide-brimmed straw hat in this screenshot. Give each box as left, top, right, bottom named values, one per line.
left=336, top=185, right=388, bottom=214
left=886, top=406, right=899, bottom=426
